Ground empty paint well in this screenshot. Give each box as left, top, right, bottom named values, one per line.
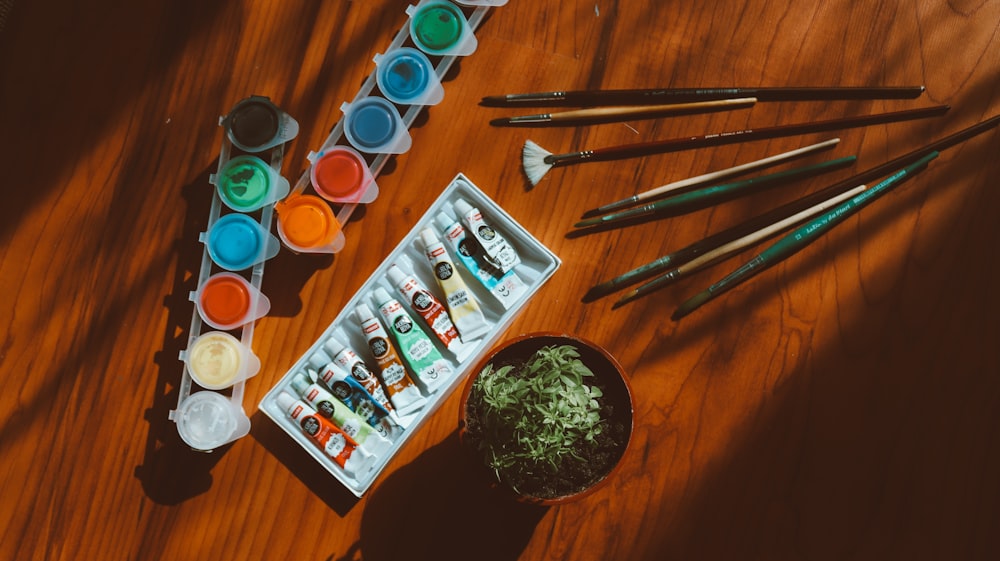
left=172, top=390, right=251, bottom=451
left=274, top=194, right=346, bottom=254
left=341, top=96, right=412, bottom=154
left=309, top=145, right=379, bottom=204
left=191, top=272, right=271, bottom=331
left=202, top=213, right=281, bottom=271
left=214, top=155, right=289, bottom=212
left=407, top=1, right=478, bottom=57
left=374, top=47, right=444, bottom=106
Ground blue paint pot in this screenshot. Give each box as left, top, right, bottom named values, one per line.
left=374, top=47, right=444, bottom=106
left=203, top=213, right=280, bottom=271
left=341, top=97, right=412, bottom=155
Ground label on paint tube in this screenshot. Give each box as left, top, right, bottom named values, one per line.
left=291, top=372, right=393, bottom=456
left=436, top=212, right=528, bottom=310
left=276, top=392, right=374, bottom=478
left=312, top=364, right=400, bottom=438
left=356, top=303, right=427, bottom=416
left=420, top=228, right=491, bottom=341
left=323, top=336, right=395, bottom=414
left=453, top=198, right=520, bottom=274
left=374, top=287, right=452, bottom=393
left=386, top=264, right=465, bottom=356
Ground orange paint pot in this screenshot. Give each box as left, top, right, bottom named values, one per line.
left=275, top=194, right=345, bottom=254
left=192, top=272, right=271, bottom=330
left=310, top=146, right=379, bottom=204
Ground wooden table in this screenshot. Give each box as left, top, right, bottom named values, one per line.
left=2, top=1, right=999, bottom=559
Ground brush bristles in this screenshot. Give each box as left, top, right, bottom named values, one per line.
left=522, top=140, right=553, bottom=186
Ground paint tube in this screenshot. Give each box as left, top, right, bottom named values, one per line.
left=419, top=228, right=491, bottom=341
left=373, top=286, right=452, bottom=393
left=386, top=263, right=470, bottom=359
left=318, top=337, right=395, bottom=415
left=435, top=212, right=528, bottom=310
left=290, top=371, right=393, bottom=456
left=356, top=303, right=427, bottom=416
left=276, top=391, right=374, bottom=478
left=305, top=360, right=400, bottom=438
left=453, top=198, right=520, bottom=273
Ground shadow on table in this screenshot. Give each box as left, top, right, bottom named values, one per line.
left=358, top=431, right=547, bottom=561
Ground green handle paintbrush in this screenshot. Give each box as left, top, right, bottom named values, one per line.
left=574, top=155, right=856, bottom=229
left=671, top=151, right=939, bottom=320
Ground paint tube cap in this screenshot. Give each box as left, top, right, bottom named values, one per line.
left=419, top=227, right=441, bottom=249
left=276, top=391, right=300, bottom=415
left=434, top=211, right=457, bottom=232
left=386, top=264, right=407, bottom=286
left=355, top=303, right=375, bottom=323
left=307, top=348, right=333, bottom=370
left=453, top=198, right=474, bottom=216
left=373, top=286, right=393, bottom=305
left=290, top=373, right=311, bottom=395
left=323, top=336, right=347, bottom=358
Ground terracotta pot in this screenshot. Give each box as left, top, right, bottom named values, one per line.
left=457, top=332, right=634, bottom=505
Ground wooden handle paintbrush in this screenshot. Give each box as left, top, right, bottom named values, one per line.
left=484, top=85, right=926, bottom=107
left=522, top=105, right=950, bottom=185
left=490, top=97, right=756, bottom=126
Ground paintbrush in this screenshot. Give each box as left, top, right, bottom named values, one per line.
left=573, top=155, right=857, bottom=229
left=580, top=114, right=1000, bottom=303
left=610, top=184, right=868, bottom=308
left=522, top=105, right=949, bottom=185
left=581, top=138, right=841, bottom=218
left=482, top=85, right=926, bottom=107
left=671, top=152, right=938, bottom=320
left=490, top=97, right=756, bottom=126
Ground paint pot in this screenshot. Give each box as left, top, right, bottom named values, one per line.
left=341, top=97, right=412, bottom=155
left=274, top=194, right=346, bottom=254
left=181, top=331, right=261, bottom=390
left=220, top=95, right=300, bottom=153
left=171, top=391, right=251, bottom=451
left=374, top=47, right=444, bottom=106
left=407, top=1, right=478, bottom=57
left=191, top=272, right=271, bottom=331
left=213, top=155, right=290, bottom=212
left=202, top=213, right=281, bottom=271
left=308, top=145, right=379, bottom=204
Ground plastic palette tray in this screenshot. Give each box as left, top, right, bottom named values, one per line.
left=283, top=0, right=507, bottom=254
left=260, top=173, right=559, bottom=496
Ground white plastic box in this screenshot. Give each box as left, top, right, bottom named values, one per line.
left=259, top=173, right=560, bottom=496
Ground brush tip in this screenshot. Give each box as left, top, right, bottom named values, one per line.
left=611, top=291, right=637, bottom=310
left=573, top=216, right=603, bottom=228
left=671, top=291, right=710, bottom=321
left=480, top=95, right=509, bottom=106
left=579, top=207, right=603, bottom=219
left=522, top=139, right=554, bottom=186
left=581, top=282, right=614, bottom=303
left=489, top=117, right=511, bottom=126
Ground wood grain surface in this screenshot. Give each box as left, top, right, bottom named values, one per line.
left=1, top=1, right=999, bottom=559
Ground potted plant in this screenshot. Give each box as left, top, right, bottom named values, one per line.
left=458, top=333, right=633, bottom=504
